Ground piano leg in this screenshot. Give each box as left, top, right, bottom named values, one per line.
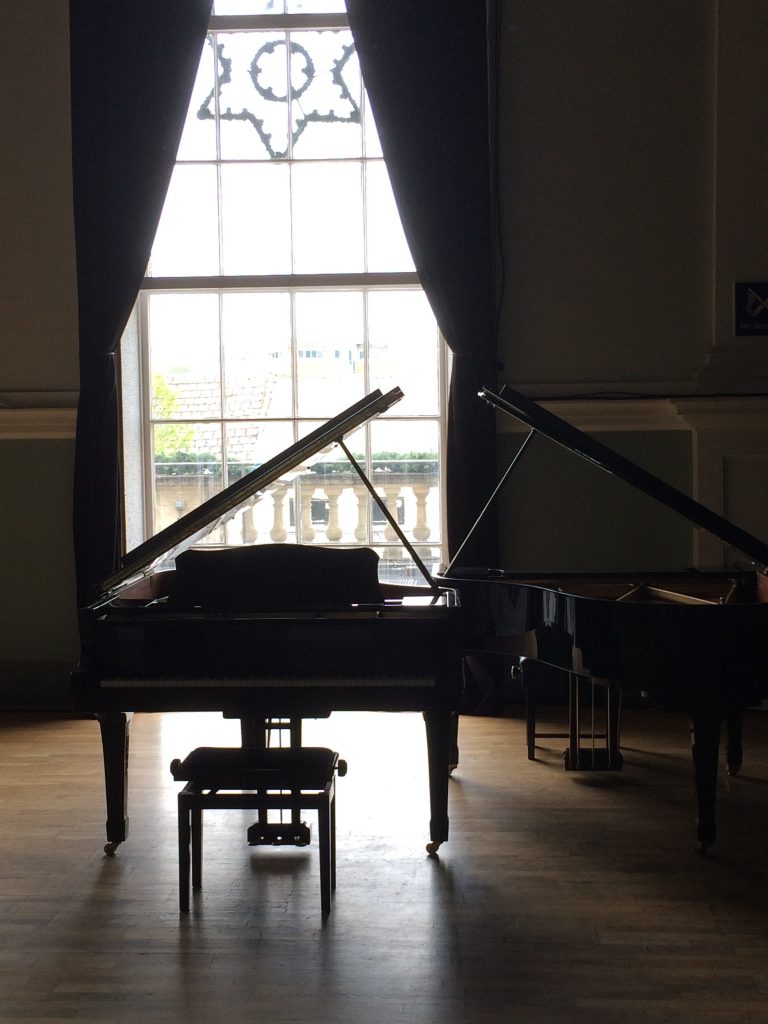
left=96, top=711, right=133, bottom=856
left=726, top=710, right=744, bottom=775
left=689, top=707, right=724, bottom=852
left=449, top=710, right=459, bottom=773
left=423, top=709, right=454, bottom=856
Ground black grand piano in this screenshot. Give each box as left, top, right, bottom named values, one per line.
left=72, top=388, right=463, bottom=856
left=442, top=385, right=768, bottom=850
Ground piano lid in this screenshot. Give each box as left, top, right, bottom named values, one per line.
left=92, top=387, right=406, bottom=605
left=477, top=384, right=768, bottom=572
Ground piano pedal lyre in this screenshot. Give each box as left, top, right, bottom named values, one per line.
left=241, top=715, right=312, bottom=846
left=247, top=821, right=311, bottom=847
left=519, top=659, right=623, bottom=771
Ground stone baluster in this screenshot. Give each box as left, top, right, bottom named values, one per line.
left=324, top=483, right=344, bottom=542
left=353, top=484, right=368, bottom=542
left=299, top=481, right=316, bottom=542
left=241, top=500, right=258, bottom=543
left=269, top=483, right=289, bottom=542
left=382, top=484, right=403, bottom=559
left=411, top=483, right=432, bottom=542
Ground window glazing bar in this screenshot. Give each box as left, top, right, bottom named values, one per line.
left=208, top=15, right=349, bottom=31
left=141, top=273, right=421, bottom=292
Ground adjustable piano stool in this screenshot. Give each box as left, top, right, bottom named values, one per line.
left=170, top=746, right=347, bottom=915
left=516, top=657, right=623, bottom=770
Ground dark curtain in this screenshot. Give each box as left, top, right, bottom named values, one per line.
left=70, top=0, right=211, bottom=604
left=346, top=0, right=499, bottom=567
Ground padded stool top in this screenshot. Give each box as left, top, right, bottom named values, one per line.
left=171, top=746, right=339, bottom=790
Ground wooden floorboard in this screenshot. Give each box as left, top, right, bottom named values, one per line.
left=0, top=706, right=767, bottom=1023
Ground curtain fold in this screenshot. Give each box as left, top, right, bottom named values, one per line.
left=346, top=0, right=499, bottom=567
left=70, top=0, right=211, bottom=604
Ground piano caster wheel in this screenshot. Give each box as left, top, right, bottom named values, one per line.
left=727, top=763, right=741, bottom=776
left=104, top=841, right=121, bottom=857
left=696, top=826, right=716, bottom=855
left=426, top=841, right=441, bottom=857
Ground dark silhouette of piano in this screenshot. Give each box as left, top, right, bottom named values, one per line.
left=442, top=385, right=768, bottom=850
left=73, top=389, right=464, bottom=856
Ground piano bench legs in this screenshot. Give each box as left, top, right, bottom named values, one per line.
left=172, top=747, right=346, bottom=916
left=517, top=659, right=623, bottom=770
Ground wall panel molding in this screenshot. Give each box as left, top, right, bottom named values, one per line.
left=0, top=407, right=77, bottom=439
left=495, top=394, right=768, bottom=435
left=495, top=396, right=690, bottom=433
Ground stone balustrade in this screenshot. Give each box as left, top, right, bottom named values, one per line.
left=154, top=468, right=441, bottom=575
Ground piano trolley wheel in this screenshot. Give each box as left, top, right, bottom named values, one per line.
left=696, top=823, right=716, bottom=854
left=425, top=840, right=441, bottom=857
left=104, top=841, right=121, bottom=857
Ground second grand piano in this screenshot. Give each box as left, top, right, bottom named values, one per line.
left=442, top=385, right=768, bottom=850
left=73, top=388, right=463, bottom=855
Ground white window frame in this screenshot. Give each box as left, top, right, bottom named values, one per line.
left=120, top=6, right=451, bottom=574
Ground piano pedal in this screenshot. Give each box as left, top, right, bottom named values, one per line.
left=247, top=821, right=311, bottom=847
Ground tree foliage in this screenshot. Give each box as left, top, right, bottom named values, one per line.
left=152, top=374, right=195, bottom=460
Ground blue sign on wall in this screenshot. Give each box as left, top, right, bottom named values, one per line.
left=735, top=282, right=768, bottom=336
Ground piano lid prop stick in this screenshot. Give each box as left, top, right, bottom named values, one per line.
left=337, top=439, right=439, bottom=593
left=444, top=426, right=537, bottom=577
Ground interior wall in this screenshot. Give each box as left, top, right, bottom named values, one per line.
left=496, top=428, right=694, bottom=572
left=0, top=0, right=79, bottom=707
left=496, top=0, right=718, bottom=396
left=0, top=0, right=78, bottom=394
left=490, top=0, right=768, bottom=573
left=0, top=441, right=79, bottom=706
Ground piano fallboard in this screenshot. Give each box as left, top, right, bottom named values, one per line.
left=74, top=594, right=463, bottom=716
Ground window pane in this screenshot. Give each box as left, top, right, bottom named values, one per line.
left=224, top=421, right=296, bottom=480
left=222, top=292, right=293, bottom=418
left=209, top=2, right=349, bottom=12
left=368, top=291, right=439, bottom=414
left=212, top=1, right=284, bottom=12
left=152, top=422, right=222, bottom=534
left=221, top=163, right=292, bottom=274
left=214, top=32, right=291, bottom=160
left=365, top=161, right=414, bottom=272
left=149, top=294, right=221, bottom=419
left=363, top=96, right=383, bottom=159
left=176, top=36, right=218, bottom=161
left=293, top=424, right=368, bottom=545
left=149, top=165, right=220, bottom=276
left=370, top=418, right=441, bottom=556
left=292, top=161, right=364, bottom=272
left=223, top=421, right=300, bottom=544
left=290, top=31, right=362, bottom=159
left=287, top=0, right=346, bottom=11
left=294, top=291, right=365, bottom=416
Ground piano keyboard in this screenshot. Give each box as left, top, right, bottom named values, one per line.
left=101, top=675, right=436, bottom=689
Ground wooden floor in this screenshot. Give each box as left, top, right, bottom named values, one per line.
left=1, top=706, right=767, bottom=1023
